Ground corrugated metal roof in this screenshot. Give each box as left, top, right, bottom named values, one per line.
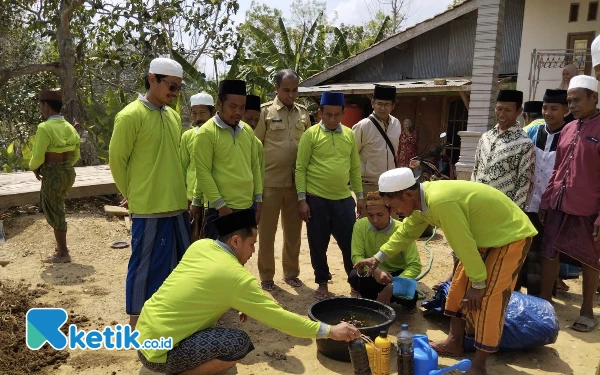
left=300, top=0, right=478, bottom=87
left=298, top=78, right=472, bottom=97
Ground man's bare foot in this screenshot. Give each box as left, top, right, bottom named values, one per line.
left=430, top=340, right=464, bottom=357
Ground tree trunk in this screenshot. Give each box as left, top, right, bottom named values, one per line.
left=56, top=0, right=99, bottom=166
left=57, top=0, right=86, bottom=124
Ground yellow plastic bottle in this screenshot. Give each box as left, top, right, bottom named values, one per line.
left=365, top=342, right=378, bottom=375
left=374, top=330, right=391, bottom=375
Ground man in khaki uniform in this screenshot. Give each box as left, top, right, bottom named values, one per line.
left=254, top=69, right=311, bottom=291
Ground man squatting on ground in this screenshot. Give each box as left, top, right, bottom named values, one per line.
left=135, top=209, right=360, bottom=375
left=355, top=168, right=537, bottom=375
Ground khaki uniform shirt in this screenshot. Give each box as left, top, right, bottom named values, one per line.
left=254, top=97, right=311, bottom=188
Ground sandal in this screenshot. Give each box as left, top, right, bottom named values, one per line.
left=283, top=277, right=302, bottom=288
left=44, top=253, right=71, bottom=264
left=260, top=281, right=275, bottom=292
left=556, top=279, right=570, bottom=292
left=429, top=341, right=464, bottom=357
left=571, top=316, right=598, bottom=332
left=315, top=289, right=330, bottom=301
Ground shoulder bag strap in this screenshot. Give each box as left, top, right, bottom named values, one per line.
left=368, top=115, right=397, bottom=166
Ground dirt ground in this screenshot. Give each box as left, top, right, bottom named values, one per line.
left=0, top=197, right=598, bottom=375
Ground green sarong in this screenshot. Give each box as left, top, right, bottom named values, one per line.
left=39, top=161, right=76, bottom=232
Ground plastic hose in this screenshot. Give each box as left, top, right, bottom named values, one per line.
left=415, top=226, right=437, bottom=300
left=416, top=226, right=436, bottom=281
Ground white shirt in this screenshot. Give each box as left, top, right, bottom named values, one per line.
left=352, top=114, right=401, bottom=184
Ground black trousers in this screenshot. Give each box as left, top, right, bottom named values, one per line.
left=348, top=269, right=418, bottom=310
left=306, top=195, right=355, bottom=284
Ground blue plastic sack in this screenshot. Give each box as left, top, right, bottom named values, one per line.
left=420, top=281, right=450, bottom=315
left=422, top=282, right=560, bottom=351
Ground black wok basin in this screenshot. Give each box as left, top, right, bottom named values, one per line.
left=308, top=297, right=396, bottom=362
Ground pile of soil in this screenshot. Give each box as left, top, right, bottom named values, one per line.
left=0, top=281, right=70, bottom=374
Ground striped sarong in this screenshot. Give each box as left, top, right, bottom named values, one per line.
left=126, top=212, right=191, bottom=315
left=444, top=237, right=532, bottom=352
left=39, top=161, right=76, bottom=232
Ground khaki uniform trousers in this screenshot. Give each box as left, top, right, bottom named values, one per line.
left=258, top=187, right=303, bottom=281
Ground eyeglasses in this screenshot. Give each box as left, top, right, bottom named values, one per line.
left=373, top=102, right=393, bottom=109
left=160, top=79, right=184, bottom=93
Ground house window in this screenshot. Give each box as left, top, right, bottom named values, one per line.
left=445, top=99, right=468, bottom=165
left=588, top=2, right=598, bottom=21
left=569, top=3, right=580, bottom=22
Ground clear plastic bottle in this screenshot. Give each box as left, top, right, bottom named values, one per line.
left=374, top=330, right=391, bottom=375
left=397, top=324, right=414, bottom=375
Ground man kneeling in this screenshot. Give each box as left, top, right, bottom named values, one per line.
left=349, top=192, right=422, bottom=310
left=136, top=209, right=359, bottom=375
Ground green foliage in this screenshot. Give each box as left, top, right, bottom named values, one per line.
left=0, top=137, right=35, bottom=172
left=84, top=88, right=132, bottom=162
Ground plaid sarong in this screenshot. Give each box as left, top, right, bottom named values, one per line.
left=541, top=209, right=600, bottom=271
left=39, top=161, right=76, bottom=232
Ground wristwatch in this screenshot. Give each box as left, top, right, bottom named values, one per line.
left=472, top=281, right=486, bottom=290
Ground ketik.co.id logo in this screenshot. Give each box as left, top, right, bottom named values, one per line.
left=26, top=308, right=143, bottom=350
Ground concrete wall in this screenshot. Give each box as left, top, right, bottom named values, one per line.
left=516, top=0, right=600, bottom=100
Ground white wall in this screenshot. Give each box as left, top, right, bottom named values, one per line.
left=516, top=0, right=600, bottom=101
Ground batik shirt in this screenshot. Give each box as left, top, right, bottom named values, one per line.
left=524, top=122, right=565, bottom=213
left=471, top=123, right=535, bottom=209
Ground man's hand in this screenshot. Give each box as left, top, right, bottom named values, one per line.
left=538, top=209, right=547, bottom=226
left=299, top=200, right=311, bottom=222
left=218, top=206, right=233, bottom=217
left=119, top=198, right=128, bottom=209
left=354, top=257, right=380, bottom=277
left=373, top=268, right=392, bottom=285
left=328, top=322, right=361, bottom=342
left=593, top=224, right=599, bottom=242
left=255, top=202, right=262, bottom=224
left=33, top=170, right=41, bottom=181
left=376, top=284, right=393, bottom=305
left=356, top=199, right=366, bottom=219
left=190, top=205, right=203, bottom=219
left=238, top=312, right=248, bottom=323
left=463, top=287, right=486, bottom=311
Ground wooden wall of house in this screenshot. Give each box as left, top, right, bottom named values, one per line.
left=393, top=96, right=448, bottom=156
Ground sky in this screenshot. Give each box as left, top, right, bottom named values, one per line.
left=200, top=0, right=456, bottom=77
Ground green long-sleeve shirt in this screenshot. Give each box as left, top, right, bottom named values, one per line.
left=137, top=239, right=329, bottom=364
left=295, top=122, right=363, bottom=200
left=192, top=115, right=263, bottom=209
left=352, top=217, right=421, bottom=278
left=180, top=126, right=200, bottom=202
left=376, top=181, right=537, bottom=283
left=256, top=135, right=265, bottom=183
left=108, top=96, right=187, bottom=214
left=29, top=116, right=80, bottom=170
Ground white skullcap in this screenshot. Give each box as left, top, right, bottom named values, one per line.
left=190, top=92, right=214, bottom=107
left=378, top=168, right=416, bottom=193
left=568, top=75, right=599, bottom=92
left=592, top=34, right=600, bottom=68
left=148, top=57, right=183, bottom=78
